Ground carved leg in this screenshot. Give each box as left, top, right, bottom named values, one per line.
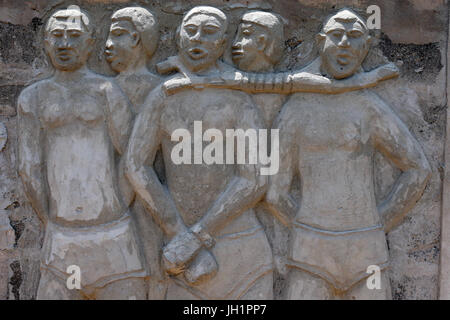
left=239, top=271, right=273, bottom=300
left=95, top=277, right=147, bottom=300
left=166, top=279, right=201, bottom=300
left=286, top=268, right=335, bottom=300
left=343, top=271, right=391, bottom=300
left=37, top=268, right=83, bottom=300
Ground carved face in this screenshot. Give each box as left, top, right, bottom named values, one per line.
left=232, top=22, right=268, bottom=71
left=319, top=16, right=370, bottom=79
left=178, top=14, right=226, bottom=73
left=105, top=20, right=138, bottom=73
left=44, top=17, right=92, bottom=71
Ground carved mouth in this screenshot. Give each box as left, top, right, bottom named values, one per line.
left=231, top=50, right=244, bottom=59
left=188, top=47, right=207, bottom=60
left=57, top=52, right=72, bottom=61
left=104, top=50, right=116, bottom=62
left=336, top=53, right=353, bottom=65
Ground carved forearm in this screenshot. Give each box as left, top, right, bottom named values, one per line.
left=18, top=167, right=48, bottom=225
left=225, top=63, right=399, bottom=94
left=126, top=164, right=187, bottom=238
left=193, top=174, right=267, bottom=239
left=160, top=57, right=399, bottom=96
left=265, top=191, right=297, bottom=227
left=379, top=166, right=431, bottom=233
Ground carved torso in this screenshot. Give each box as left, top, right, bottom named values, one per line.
left=159, top=87, right=261, bottom=231
left=284, top=90, right=382, bottom=231
left=35, top=77, right=123, bottom=226
left=115, top=72, right=161, bottom=114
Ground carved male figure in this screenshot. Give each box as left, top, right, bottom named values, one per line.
left=105, top=6, right=165, bottom=299
left=266, top=9, right=431, bottom=299
left=126, top=6, right=274, bottom=299
left=231, top=10, right=286, bottom=128
left=18, top=8, right=147, bottom=299
left=105, top=7, right=161, bottom=110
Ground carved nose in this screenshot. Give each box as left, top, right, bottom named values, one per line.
left=105, top=39, right=114, bottom=50
left=338, top=34, right=350, bottom=47
left=191, top=31, right=202, bottom=42
left=58, top=35, right=71, bottom=49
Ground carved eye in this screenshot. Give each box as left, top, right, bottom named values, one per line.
left=203, top=26, right=219, bottom=35
left=112, top=30, right=125, bottom=37
left=242, top=29, right=252, bottom=36
left=51, top=30, right=63, bottom=37
left=348, top=30, right=364, bottom=38
left=68, top=31, right=81, bottom=38
left=331, top=30, right=344, bottom=39
left=184, top=25, right=197, bottom=36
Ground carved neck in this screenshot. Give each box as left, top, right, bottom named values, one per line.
left=53, top=65, right=90, bottom=83
left=318, top=56, right=364, bottom=80
left=244, top=56, right=274, bottom=73
left=186, top=60, right=221, bottom=76
left=120, top=50, right=148, bottom=76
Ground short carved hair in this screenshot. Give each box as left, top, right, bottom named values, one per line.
left=182, top=6, right=228, bottom=32
left=241, top=11, right=285, bottom=65
left=45, top=7, right=92, bottom=36
left=321, top=8, right=368, bottom=34
left=111, top=7, right=159, bottom=58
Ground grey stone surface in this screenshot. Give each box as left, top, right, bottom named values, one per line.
left=0, top=0, right=447, bottom=300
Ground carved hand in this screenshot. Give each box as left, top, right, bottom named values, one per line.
left=356, top=62, right=400, bottom=87
left=162, top=230, right=203, bottom=275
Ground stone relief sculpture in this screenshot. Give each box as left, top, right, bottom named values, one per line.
left=15, top=3, right=430, bottom=300
left=230, top=10, right=290, bottom=276
left=263, top=9, right=432, bottom=299
left=17, top=8, right=147, bottom=299
left=0, top=121, right=13, bottom=251
left=231, top=10, right=286, bottom=129
left=105, top=7, right=161, bottom=110
left=105, top=6, right=165, bottom=300
left=0, top=122, right=6, bottom=152
left=125, top=6, right=274, bottom=299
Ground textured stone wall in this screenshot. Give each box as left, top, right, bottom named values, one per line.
left=0, top=0, right=447, bottom=299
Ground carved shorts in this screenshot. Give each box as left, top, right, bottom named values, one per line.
left=288, top=222, right=389, bottom=291
left=166, top=210, right=273, bottom=299
left=41, top=214, right=147, bottom=290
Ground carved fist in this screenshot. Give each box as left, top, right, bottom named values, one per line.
left=162, top=230, right=203, bottom=275
left=184, top=249, right=218, bottom=286
left=371, top=62, right=400, bottom=82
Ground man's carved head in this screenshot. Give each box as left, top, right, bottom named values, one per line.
left=177, top=6, right=228, bottom=73
left=232, top=11, right=284, bottom=72
left=44, top=8, right=93, bottom=71
left=106, top=7, right=159, bottom=73
left=317, top=8, right=371, bottom=79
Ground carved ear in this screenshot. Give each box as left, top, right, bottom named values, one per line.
left=131, top=31, right=140, bottom=48
left=175, top=25, right=182, bottom=49
left=366, top=35, right=373, bottom=47
left=220, top=35, right=227, bottom=48
left=257, top=34, right=267, bottom=52
left=43, top=38, right=50, bottom=52
left=316, top=32, right=326, bottom=45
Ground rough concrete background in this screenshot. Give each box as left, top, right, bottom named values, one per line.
left=0, top=0, right=447, bottom=299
